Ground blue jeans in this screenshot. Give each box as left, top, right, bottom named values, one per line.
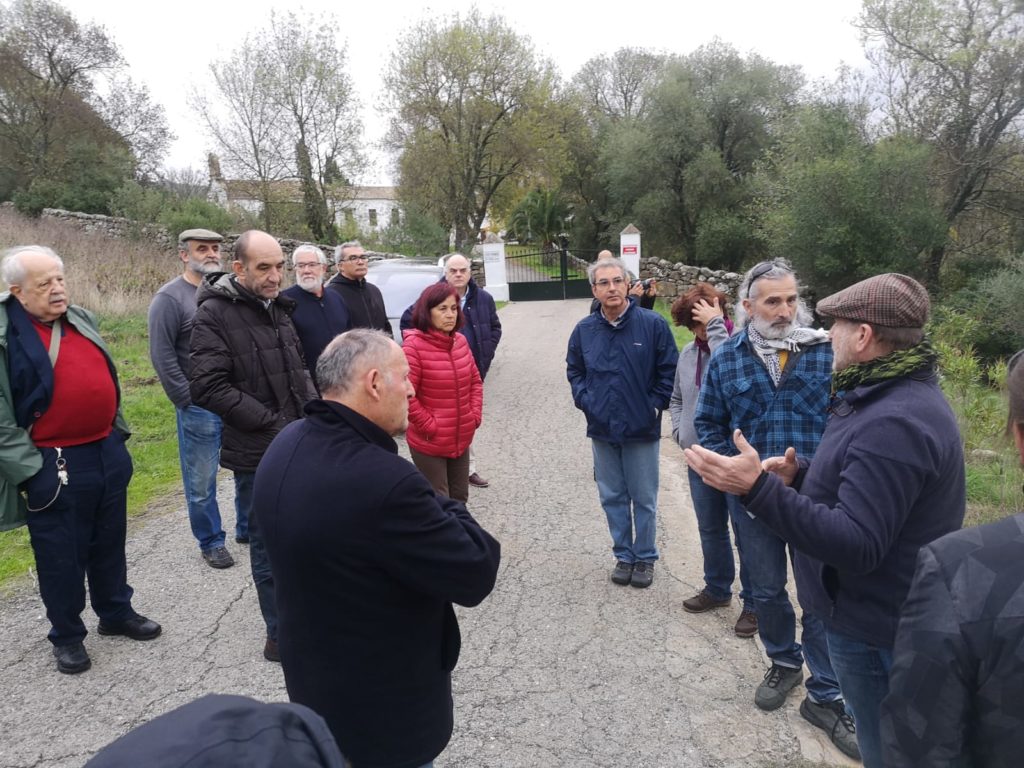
left=235, top=472, right=276, bottom=641
left=729, top=496, right=841, bottom=702
left=176, top=405, right=232, bottom=550
left=688, top=468, right=751, bottom=607
left=826, top=628, right=893, bottom=768
left=591, top=439, right=659, bottom=563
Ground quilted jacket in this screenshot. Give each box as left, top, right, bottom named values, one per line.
left=189, top=273, right=317, bottom=473
left=402, top=328, right=483, bottom=459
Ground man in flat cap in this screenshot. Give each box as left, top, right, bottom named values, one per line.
left=685, top=273, right=966, bottom=768
left=149, top=229, right=237, bottom=569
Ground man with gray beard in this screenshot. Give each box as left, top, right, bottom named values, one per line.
left=693, top=260, right=858, bottom=760
left=149, top=229, right=236, bottom=570
left=281, top=244, right=351, bottom=389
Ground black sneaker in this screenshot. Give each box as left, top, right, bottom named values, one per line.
left=800, top=697, right=861, bottom=761
left=202, top=546, right=234, bottom=569
left=630, top=561, right=655, bottom=588
left=610, top=561, right=633, bottom=585
left=754, top=663, right=803, bottom=711
left=53, top=642, right=91, bottom=674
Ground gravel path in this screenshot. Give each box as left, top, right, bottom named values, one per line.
left=0, top=298, right=856, bottom=768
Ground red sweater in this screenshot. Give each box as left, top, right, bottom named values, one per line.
left=402, top=328, right=483, bottom=458
left=31, top=319, right=117, bottom=447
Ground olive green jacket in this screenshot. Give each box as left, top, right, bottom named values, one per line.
left=0, top=293, right=129, bottom=531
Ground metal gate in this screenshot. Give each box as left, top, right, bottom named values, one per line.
left=505, top=246, right=599, bottom=301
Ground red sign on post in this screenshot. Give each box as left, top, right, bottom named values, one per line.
left=622, top=246, right=637, bottom=255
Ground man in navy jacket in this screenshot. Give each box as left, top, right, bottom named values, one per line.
left=566, top=256, right=678, bottom=589
left=685, top=273, right=965, bottom=768
left=255, top=329, right=501, bottom=768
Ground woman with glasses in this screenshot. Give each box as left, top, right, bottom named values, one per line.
left=402, top=282, right=483, bottom=502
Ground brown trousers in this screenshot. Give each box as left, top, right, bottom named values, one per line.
left=409, top=447, right=471, bottom=503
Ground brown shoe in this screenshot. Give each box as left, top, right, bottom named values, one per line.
left=468, top=473, right=490, bottom=488
left=734, top=609, right=758, bottom=638
left=263, top=638, right=280, bottom=663
left=682, top=589, right=732, bottom=613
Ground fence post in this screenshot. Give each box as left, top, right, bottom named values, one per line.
left=481, top=233, right=509, bottom=302
left=619, top=224, right=641, bottom=278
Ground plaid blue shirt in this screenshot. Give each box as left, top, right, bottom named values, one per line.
left=694, top=329, right=833, bottom=459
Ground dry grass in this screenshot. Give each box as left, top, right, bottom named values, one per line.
left=0, top=206, right=179, bottom=313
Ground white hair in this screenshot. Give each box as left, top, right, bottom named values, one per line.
left=1, top=245, right=64, bottom=286
left=292, top=244, right=327, bottom=266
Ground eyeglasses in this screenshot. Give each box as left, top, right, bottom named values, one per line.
left=343, top=255, right=368, bottom=262
left=745, top=260, right=786, bottom=297
left=294, top=262, right=322, bottom=270
left=593, top=276, right=627, bottom=289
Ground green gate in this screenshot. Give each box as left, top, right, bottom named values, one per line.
left=506, top=247, right=599, bottom=301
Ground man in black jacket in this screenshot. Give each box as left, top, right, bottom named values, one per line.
left=189, top=230, right=317, bottom=663
left=255, top=329, right=501, bottom=768
left=325, top=240, right=392, bottom=335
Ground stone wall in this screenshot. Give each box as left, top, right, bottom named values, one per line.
left=637, top=256, right=744, bottom=302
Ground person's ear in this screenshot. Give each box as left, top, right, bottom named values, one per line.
left=231, top=260, right=245, bottom=278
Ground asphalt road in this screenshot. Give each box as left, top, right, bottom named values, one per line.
left=0, top=298, right=856, bottom=768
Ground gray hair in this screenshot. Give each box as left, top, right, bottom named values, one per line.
left=734, top=258, right=813, bottom=329
left=334, top=240, right=363, bottom=260
left=444, top=252, right=468, bottom=265
left=316, top=329, right=395, bottom=397
left=292, top=244, right=326, bottom=266
left=587, top=257, right=628, bottom=285
left=1, top=245, right=64, bottom=286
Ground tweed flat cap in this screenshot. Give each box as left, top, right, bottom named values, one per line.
left=178, top=228, right=223, bottom=243
left=817, top=273, right=930, bottom=328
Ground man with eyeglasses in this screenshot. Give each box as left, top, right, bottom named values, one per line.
left=687, top=272, right=965, bottom=767
left=326, top=240, right=392, bottom=335
left=690, top=259, right=858, bottom=760
left=281, top=244, right=351, bottom=388
left=566, top=256, right=678, bottom=589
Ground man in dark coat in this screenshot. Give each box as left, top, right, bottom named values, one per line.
left=189, top=230, right=317, bottom=663
left=686, top=273, right=965, bottom=768
left=325, top=240, right=392, bottom=334
left=881, top=349, right=1024, bottom=767
left=255, top=329, right=501, bottom=768
left=400, top=253, right=503, bottom=487
left=281, top=244, right=350, bottom=388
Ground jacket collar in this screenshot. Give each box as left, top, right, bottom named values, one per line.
left=330, top=273, right=365, bottom=288
left=197, top=272, right=297, bottom=314
left=304, top=399, right=398, bottom=453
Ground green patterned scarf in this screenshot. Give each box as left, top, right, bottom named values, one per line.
left=833, top=337, right=937, bottom=394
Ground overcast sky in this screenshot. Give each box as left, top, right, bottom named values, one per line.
left=59, top=0, right=869, bottom=184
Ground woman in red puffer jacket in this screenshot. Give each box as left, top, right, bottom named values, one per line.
left=402, top=282, right=483, bottom=502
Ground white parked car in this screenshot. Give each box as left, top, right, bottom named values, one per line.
left=364, top=258, right=444, bottom=343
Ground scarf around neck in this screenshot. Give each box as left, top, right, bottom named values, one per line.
left=832, top=337, right=937, bottom=394
left=747, top=324, right=830, bottom=385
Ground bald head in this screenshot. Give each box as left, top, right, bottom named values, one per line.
left=232, top=230, right=285, bottom=299
left=597, top=249, right=614, bottom=260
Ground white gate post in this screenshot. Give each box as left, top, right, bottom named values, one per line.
left=619, top=224, right=641, bottom=278
left=481, top=233, right=509, bottom=302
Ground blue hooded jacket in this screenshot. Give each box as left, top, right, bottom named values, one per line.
left=566, top=299, right=678, bottom=443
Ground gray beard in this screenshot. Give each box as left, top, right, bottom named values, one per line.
left=188, top=259, right=221, bottom=276
left=750, top=314, right=795, bottom=340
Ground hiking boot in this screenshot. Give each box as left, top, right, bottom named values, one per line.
left=630, top=561, right=654, bottom=588
left=734, top=609, right=758, bottom=638
left=682, top=589, right=731, bottom=613
left=800, top=696, right=861, bottom=761
left=202, top=546, right=234, bottom=569
left=754, top=663, right=803, bottom=711
left=610, top=560, right=633, bottom=585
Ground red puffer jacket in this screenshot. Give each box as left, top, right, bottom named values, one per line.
left=403, top=328, right=483, bottom=458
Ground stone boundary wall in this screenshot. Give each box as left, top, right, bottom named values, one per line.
left=637, top=256, right=744, bottom=303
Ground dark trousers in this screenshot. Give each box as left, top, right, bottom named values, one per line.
left=409, top=447, right=470, bottom=503
left=24, top=433, right=135, bottom=646
left=236, top=471, right=277, bottom=641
